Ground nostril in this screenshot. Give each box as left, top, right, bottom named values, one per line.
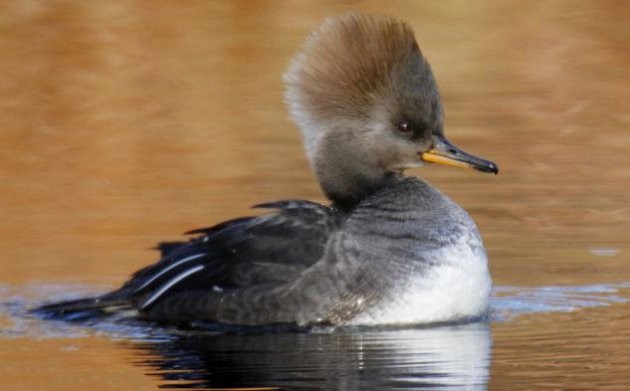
left=448, top=148, right=458, bottom=155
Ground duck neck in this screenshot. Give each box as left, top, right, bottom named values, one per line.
left=329, top=173, right=399, bottom=210
left=312, top=136, right=399, bottom=210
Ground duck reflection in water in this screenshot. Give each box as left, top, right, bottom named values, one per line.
left=130, top=324, right=491, bottom=390
left=36, top=13, right=498, bottom=329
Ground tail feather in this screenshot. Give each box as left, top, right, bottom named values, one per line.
left=32, top=296, right=134, bottom=322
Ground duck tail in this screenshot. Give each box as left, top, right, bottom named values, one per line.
left=32, top=294, right=134, bottom=322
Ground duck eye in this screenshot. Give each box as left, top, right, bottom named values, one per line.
left=396, top=120, right=412, bottom=134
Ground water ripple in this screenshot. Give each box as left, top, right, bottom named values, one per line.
left=1, top=282, right=629, bottom=390
left=491, top=282, right=630, bottom=321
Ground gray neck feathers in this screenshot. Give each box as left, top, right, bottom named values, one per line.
left=312, top=130, right=396, bottom=208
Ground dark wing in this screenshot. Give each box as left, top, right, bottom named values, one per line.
left=35, top=200, right=338, bottom=322
left=116, top=200, right=338, bottom=311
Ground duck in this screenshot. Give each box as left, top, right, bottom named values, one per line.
left=36, top=13, right=498, bottom=328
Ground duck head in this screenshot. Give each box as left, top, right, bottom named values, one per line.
left=284, top=14, right=498, bottom=206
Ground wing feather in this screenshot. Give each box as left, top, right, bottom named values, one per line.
left=130, top=200, right=337, bottom=310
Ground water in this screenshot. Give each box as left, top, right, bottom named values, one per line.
left=1, top=1, right=629, bottom=390
left=2, top=283, right=629, bottom=389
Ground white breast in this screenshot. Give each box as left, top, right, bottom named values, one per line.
left=348, top=234, right=492, bottom=326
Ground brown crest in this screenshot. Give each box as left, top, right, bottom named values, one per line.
left=284, top=13, right=425, bottom=124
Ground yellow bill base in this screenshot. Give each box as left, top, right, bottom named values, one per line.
left=421, top=152, right=471, bottom=170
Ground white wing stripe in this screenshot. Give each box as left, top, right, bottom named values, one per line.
left=135, top=253, right=207, bottom=293
left=140, top=265, right=205, bottom=310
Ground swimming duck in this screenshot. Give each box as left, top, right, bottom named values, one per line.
left=38, top=13, right=498, bottom=327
